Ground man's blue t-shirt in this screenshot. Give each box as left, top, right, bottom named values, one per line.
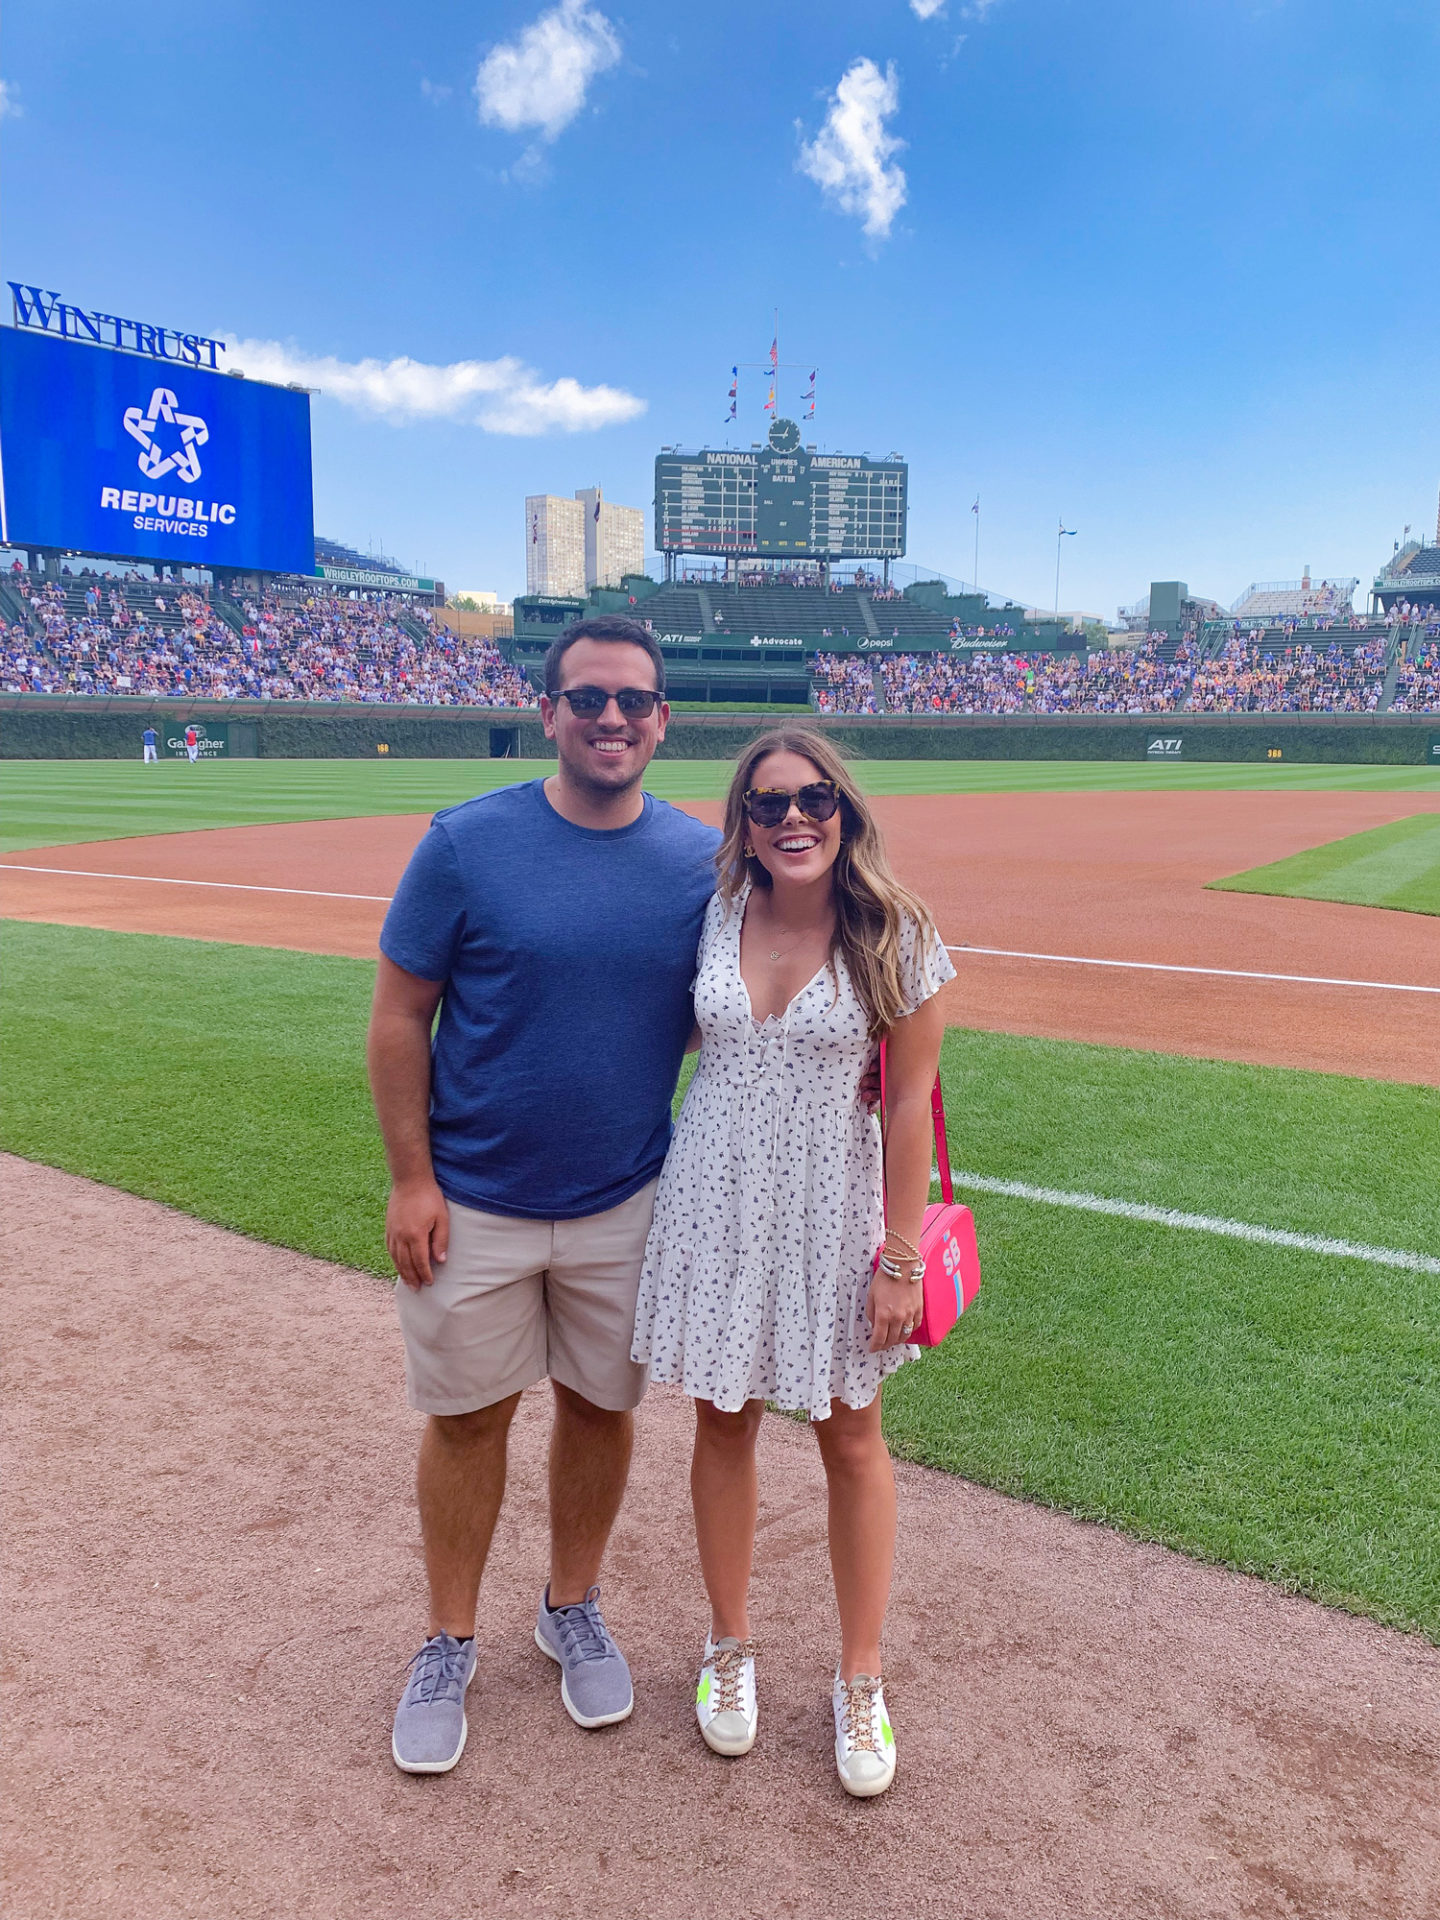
left=380, top=780, right=720, bottom=1221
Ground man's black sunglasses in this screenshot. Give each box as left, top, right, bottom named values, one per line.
left=742, top=780, right=841, bottom=830
left=555, top=685, right=663, bottom=718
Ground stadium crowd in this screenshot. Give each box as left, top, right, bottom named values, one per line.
left=802, top=631, right=1401, bottom=715
left=1188, top=636, right=1388, bottom=713
left=0, top=587, right=535, bottom=706
left=810, top=654, right=878, bottom=714
left=875, top=637, right=1193, bottom=715
left=1390, top=634, right=1440, bottom=712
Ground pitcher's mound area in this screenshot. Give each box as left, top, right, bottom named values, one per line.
left=5, top=1157, right=1437, bottom=1920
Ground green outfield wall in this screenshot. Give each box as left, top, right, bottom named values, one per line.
left=0, top=696, right=1434, bottom=764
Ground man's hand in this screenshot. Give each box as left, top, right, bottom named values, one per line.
left=858, top=1055, right=882, bottom=1112
left=387, top=1176, right=450, bottom=1290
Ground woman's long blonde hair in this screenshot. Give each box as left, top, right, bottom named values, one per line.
left=716, top=727, right=938, bottom=1038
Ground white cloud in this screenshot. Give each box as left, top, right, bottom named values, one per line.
left=0, top=80, right=22, bottom=119
left=222, top=338, right=646, bottom=437
left=797, top=59, right=907, bottom=242
left=419, top=78, right=452, bottom=104
left=474, top=0, right=621, bottom=143
left=910, top=0, right=946, bottom=17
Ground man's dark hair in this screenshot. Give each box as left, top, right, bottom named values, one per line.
left=543, top=615, right=666, bottom=698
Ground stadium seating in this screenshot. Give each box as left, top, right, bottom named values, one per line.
left=810, top=655, right=878, bottom=714
left=1189, top=635, right=1388, bottom=713
left=1229, top=579, right=1358, bottom=623
left=875, top=638, right=1195, bottom=716
left=0, top=588, right=533, bottom=706
left=1390, top=628, right=1440, bottom=712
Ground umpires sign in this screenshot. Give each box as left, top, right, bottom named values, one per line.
left=1146, top=735, right=1182, bottom=758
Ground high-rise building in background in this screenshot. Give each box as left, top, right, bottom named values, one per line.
left=576, top=487, right=645, bottom=590
left=525, top=495, right=587, bottom=599
left=525, top=488, right=644, bottom=597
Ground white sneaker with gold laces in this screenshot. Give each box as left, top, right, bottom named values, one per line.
left=696, top=1636, right=758, bottom=1756
left=833, top=1670, right=896, bottom=1797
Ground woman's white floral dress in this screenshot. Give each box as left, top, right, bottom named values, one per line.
left=632, top=884, right=956, bottom=1419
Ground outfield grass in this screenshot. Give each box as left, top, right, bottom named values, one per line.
left=1211, top=810, right=1440, bottom=916
left=3, top=755, right=1438, bottom=851
left=5, top=917, right=1436, bottom=1638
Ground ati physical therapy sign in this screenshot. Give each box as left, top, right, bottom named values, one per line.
left=0, top=326, right=314, bottom=574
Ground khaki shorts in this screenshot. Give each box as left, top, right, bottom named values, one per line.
left=395, top=1180, right=658, bottom=1416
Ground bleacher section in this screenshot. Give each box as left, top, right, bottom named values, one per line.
left=0, top=585, right=532, bottom=706
left=1383, top=621, right=1440, bottom=713
left=1230, top=577, right=1357, bottom=623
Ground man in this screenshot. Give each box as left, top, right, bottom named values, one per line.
left=141, top=725, right=158, bottom=764
left=370, top=616, right=720, bottom=1775
left=184, top=724, right=199, bottom=764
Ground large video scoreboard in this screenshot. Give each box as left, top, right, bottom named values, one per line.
left=0, top=320, right=314, bottom=575
left=655, top=416, right=907, bottom=560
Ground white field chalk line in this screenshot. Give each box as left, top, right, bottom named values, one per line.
left=0, top=864, right=391, bottom=903
left=947, top=943, right=1440, bottom=996
left=1, top=871, right=1435, bottom=993
left=947, top=1170, right=1440, bottom=1275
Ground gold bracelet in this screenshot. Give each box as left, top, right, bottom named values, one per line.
left=882, top=1229, right=921, bottom=1260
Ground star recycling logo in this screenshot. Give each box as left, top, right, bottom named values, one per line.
left=123, top=387, right=209, bottom=485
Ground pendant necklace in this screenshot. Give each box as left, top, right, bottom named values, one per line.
left=763, top=914, right=821, bottom=963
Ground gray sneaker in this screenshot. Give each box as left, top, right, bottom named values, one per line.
left=391, top=1633, right=478, bottom=1774
left=534, top=1585, right=634, bottom=1728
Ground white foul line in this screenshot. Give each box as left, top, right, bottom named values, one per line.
left=946, top=944, right=1440, bottom=996
left=1, top=870, right=1434, bottom=996
left=0, top=864, right=392, bottom=903
left=945, top=1170, right=1440, bottom=1275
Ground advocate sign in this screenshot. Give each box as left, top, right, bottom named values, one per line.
left=0, top=326, right=315, bottom=574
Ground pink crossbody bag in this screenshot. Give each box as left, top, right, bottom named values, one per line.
left=875, top=1040, right=982, bottom=1348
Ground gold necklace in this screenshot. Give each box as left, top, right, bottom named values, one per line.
left=758, top=907, right=829, bottom=963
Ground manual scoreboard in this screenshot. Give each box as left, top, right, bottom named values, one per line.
left=655, top=416, right=907, bottom=560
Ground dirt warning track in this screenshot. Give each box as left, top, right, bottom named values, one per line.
left=3, top=790, right=1438, bottom=1081
left=5, top=1157, right=1438, bottom=1920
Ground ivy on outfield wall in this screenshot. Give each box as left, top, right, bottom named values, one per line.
left=0, top=698, right=1434, bottom=765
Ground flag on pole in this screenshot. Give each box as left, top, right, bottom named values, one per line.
left=801, top=371, right=815, bottom=417
left=769, top=336, right=778, bottom=369
left=972, top=497, right=980, bottom=515
left=726, top=366, right=738, bottom=423
left=1059, top=522, right=1077, bottom=536
left=764, top=384, right=776, bottom=413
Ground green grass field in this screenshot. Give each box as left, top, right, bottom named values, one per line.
left=1211, top=810, right=1440, bottom=916
left=4, top=917, right=1436, bottom=1638
left=3, top=755, right=1438, bottom=852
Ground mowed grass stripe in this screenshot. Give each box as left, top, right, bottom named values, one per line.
left=4, top=918, right=1436, bottom=1637
left=945, top=1171, right=1440, bottom=1274
left=1211, top=810, right=1440, bottom=917
left=3, top=756, right=1439, bottom=850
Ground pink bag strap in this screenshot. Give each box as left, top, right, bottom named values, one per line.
left=878, top=1038, right=953, bottom=1222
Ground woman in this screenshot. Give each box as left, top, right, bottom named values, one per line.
left=633, top=728, right=954, bottom=1797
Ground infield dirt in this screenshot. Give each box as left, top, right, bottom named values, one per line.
left=6, top=1155, right=1438, bottom=1920
left=4, top=789, right=1438, bottom=1081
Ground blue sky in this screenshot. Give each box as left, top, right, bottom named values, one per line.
left=4, top=0, right=1439, bottom=613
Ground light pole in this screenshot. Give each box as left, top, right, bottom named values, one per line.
left=972, top=495, right=980, bottom=597
left=1055, top=520, right=1077, bottom=617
